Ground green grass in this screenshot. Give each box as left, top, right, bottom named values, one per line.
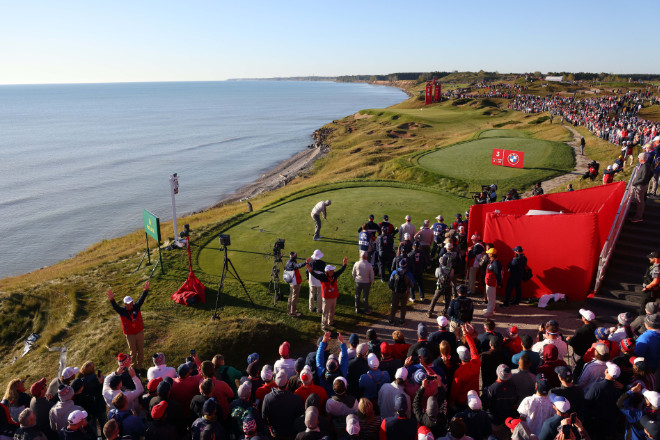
left=416, top=131, right=574, bottom=191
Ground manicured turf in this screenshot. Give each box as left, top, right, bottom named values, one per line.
left=477, top=129, right=528, bottom=139
left=417, top=130, right=574, bottom=189
left=198, top=185, right=471, bottom=279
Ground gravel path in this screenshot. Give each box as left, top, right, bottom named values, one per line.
left=521, top=124, right=591, bottom=197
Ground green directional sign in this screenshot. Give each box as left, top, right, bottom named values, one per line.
left=143, top=209, right=161, bottom=242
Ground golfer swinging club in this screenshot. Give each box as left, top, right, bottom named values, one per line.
left=311, top=199, right=331, bottom=241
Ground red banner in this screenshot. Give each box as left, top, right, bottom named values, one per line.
left=503, top=149, right=524, bottom=168
left=492, top=148, right=503, bottom=165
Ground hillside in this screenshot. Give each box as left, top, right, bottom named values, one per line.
left=0, top=79, right=649, bottom=383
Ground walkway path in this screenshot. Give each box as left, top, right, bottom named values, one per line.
left=521, top=124, right=591, bottom=197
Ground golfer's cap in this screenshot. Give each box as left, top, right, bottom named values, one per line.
left=579, top=308, right=595, bottom=321
left=311, top=249, right=324, bottom=260
left=549, top=394, right=570, bottom=413
left=325, top=200, right=331, bottom=205
left=324, top=265, right=335, bottom=272
left=123, top=296, right=134, bottom=304
left=67, top=410, right=88, bottom=425
left=644, top=390, right=660, bottom=408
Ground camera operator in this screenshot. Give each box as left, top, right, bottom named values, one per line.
left=472, top=191, right=488, bottom=204
left=284, top=252, right=306, bottom=318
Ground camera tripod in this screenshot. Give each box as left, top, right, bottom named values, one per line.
left=212, top=245, right=255, bottom=320
left=268, top=250, right=284, bottom=306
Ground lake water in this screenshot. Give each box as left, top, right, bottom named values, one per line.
left=0, top=81, right=406, bottom=278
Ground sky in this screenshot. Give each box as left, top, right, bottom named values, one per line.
left=1, top=0, right=659, bottom=85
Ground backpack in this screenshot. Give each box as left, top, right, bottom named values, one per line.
left=389, top=270, right=408, bottom=294
left=457, top=297, right=473, bottom=323
left=442, top=251, right=457, bottom=271
left=522, top=266, right=533, bottom=282
left=282, top=270, right=294, bottom=283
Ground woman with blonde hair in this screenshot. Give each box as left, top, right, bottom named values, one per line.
left=1, top=379, right=30, bottom=423
left=356, top=397, right=380, bottom=440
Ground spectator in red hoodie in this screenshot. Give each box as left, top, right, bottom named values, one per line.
left=388, top=331, right=410, bottom=362
left=200, top=361, right=233, bottom=419
left=503, top=326, right=523, bottom=357
left=449, top=324, right=480, bottom=412
left=170, top=362, right=202, bottom=422
left=294, top=367, right=328, bottom=413
left=536, top=345, right=567, bottom=389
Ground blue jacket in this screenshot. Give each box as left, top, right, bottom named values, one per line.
left=634, top=330, right=660, bottom=371
left=358, top=369, right=390, bottom=400
left=109, top=409, right=145, bottom=439
left=316, top=341, right=348, bottom=396
left=617, top=391, right=646, bottom=440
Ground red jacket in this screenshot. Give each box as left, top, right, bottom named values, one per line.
left=170, top=375, right=202, bottom=418
left=583, top=339, right=620, bottom=363
left=389, top=342, right=411, bottom=361
left=210, top=377, right=234, bottom=418
left=449, top=333, right=480, bottom=406
left=110, top=290, right=148, bottom=335
left=295, top=384, right=328, bottom=413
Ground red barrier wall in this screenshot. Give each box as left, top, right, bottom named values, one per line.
left=468, top=182, right=625, bottom=300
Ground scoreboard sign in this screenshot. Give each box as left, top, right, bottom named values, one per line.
left=492, top=149, right=525, bottom=169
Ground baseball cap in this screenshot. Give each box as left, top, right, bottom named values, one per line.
left=123, top=296, right=134, bottom=304
left=606, top=361, right=621, bottom=379
left=486, top=248, right=497, bottom=255
left=395, top=394, right=408, bottom=412
left=405, top=215, right=411, bottom=221
left=61, top=366, right=79, bottom=380
left=177, top=363, right=191, bottom=377
left=58, top=385, right=74, bottom=401
left=554, top=366, right=572, bottom=381
left=437, top=316, right=449, bottom=327
left=151, top=400, right=168, bottom=420
left=549, top=394, right=571, bottom=413
left=513, top=246, right=524, bottom=252
left=646, top=314, right=660, bottom=329
left=30, top=378, right=47, bottom=397
left=395, top=367, right=408, bottom=381
left=467, top=390, right=482, bottom=410
left=203, top=398, right=217, bottom=415
left=260, top=365, right=273, bottom=382
left=380, top=342, right=392, bottom=356
left=367, top=353, right=380, bottom=369
left=369, top=214, right=375, bottom=220
left=618, top=312, right=633, bottom=326
left=383, top=215, right=389, bottom=220
left=274, top=370, right=288, bottom=388
left=117, top=353, right=130, bottom=364
left=646, top=302, right=658, bottom=314
left=417, top=322, right=428, bottom=339
left=147, top=377, right=163, bottom=393
left=398, top=259, right=408, bottom=268
left=324, top=265, right=335, bottom=272
left=509, top=326, right=519, bottom=338
left=642, top=417, right=660, bottom=439
left=67, top=410, right=88, bottom=425
left=304, top=407, right=319, bottom=429
left=457, top=346, right=470, bottom=362
left=579, top=308, right=595, bottom=321
left=536, top=374, right=550, bottom=395
left=349, top=333, right=359, bottom=346
left=505, top=417, right=521, bottom=430
left=346, top=414, right=360, bottom=435
left=595, top=343, right=609, bottom=356
left=648, top=251, right=659, bottom=259
left=644, top=390, right=660, bottom=408
left=595, top=327, right=609, bottom=340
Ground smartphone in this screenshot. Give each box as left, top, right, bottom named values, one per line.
left=330, top=331, right=339, bottom=339
left=97, top=369, right=101, bottom=378
left=570, top=413, right=576, bottom=425
left=562, top=425, right=572, bottom=436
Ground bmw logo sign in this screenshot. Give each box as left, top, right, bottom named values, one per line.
left=508, top=153, right=519, bottom=164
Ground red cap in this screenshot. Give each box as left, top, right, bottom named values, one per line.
left=30, top=378, right=47, bottom=397
left=380, top=342, right=392, bottom=356
left=621, top=338, right=636, bottom=353
left=279, top=341, right=290, bottom=357
left=510, top=326, right=518, bottom=334
left=147, top=377, right=163, bottom=393
left=505, top=417, right=521, bottom=430
left=151, top=401, right=168, bottom=420
left=118, top=353, right=129, bottom=363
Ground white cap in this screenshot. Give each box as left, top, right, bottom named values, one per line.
left=423, top=219, right=430, bottom=226
left=467, top=390, right=482, bottom=410
left=62, top=367, right=79, bottom=380
left=325, top=200, right=332, bottom=205
left=606, top=361, right=621, bottom=379
left=634, top=357, right=646, bottom=365
left=437, top=316, right=449, bottom=327
left=260, top=365, right=273, bottom=382
left=457, top=346, right=470, bottom=362
left=395, top=367, right=408, bottom=381
left=324, top=265, right=335, bottom=272
left=550, top=394, right=571, bottom=413
left=123, top=296, right=134, bottom=304
left=435, top=215, right=443, bottom=220
left=67, top=410, right=88, bottom=425
left=405, top=215, right=411, bottom=221
left=404, top=233, right=411, bottom=240
left=644, top=390, right=660, bottom=408
left=367, top=353, right=380, bottom=369
left=311, top=249, right=324, bottom=260
left=653, top=136, right=660, bottom=142
left=579, top=308, right=595, bottom=321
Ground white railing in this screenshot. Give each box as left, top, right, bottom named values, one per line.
left=592, top=166, right=638, bottom=295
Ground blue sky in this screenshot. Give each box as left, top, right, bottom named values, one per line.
left=1, top=0, right=658, bottom=84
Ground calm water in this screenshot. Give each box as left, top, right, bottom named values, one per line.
left=0, top=81, right=406, bottom=278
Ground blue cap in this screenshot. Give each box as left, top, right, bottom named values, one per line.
left=247, top=353, right=259, bottom=365
left=177, top=363, right=191, bottom=377
left=349, top=334, right=359, bottom=347
left=395, top=394, right=408, bottom=412
left=203, top=398, right=217, bottom=415
left=413, top=369, right=427, bottom=385
left=417, top=322, right=428, bottom=339
left=595, top=327, right=609, bottom=340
